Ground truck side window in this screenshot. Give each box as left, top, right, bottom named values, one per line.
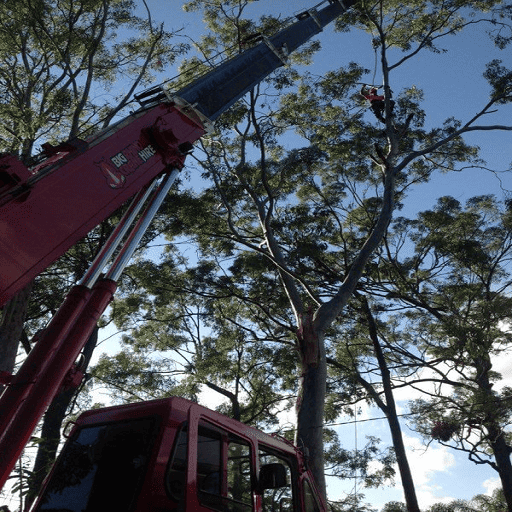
left=197, top=426, right=222, bottom=497
left=197, top=424, right=253, bottom=511
left=303, top=479, right=321, bottom=512
left=227, top=438, right=252, bottom=508
left=34, top=417, right=157, bottom=512
left=259, top=449, right=294, bottom=511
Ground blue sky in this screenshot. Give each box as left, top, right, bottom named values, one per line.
left=148, top=0, right=512, bottom=210
left=129, top=1, right=512, bottom=509
left=0, top=2, right=509, bottom=511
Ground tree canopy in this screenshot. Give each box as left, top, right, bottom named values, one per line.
left=2, top=0, right=512, bottom=509
left=97, top=0, right=512, bottom=507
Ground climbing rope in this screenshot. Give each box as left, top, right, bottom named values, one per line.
left=353, top=401, right=359, bottom=501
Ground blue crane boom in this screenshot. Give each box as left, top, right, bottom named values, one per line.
left=138, top=0, right=355, bottom=120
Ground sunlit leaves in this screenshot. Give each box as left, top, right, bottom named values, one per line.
left=336, top=0, right=512, bottom=67
left=484, top=59, right=512, bottom=103
left=0, top=0, right=188, bottom=155
left=378, top=196, right=512, bottom=475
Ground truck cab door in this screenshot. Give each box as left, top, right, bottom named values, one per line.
left=302, top=477, right=323, bottom=512
left=258, top=449, right=296, bottom=511
left=166, top=421, right=253, bottom=511
left=165, top=418, right=305, bottom=512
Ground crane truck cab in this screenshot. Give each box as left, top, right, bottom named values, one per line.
left=31, top=397, right=326, bottom=512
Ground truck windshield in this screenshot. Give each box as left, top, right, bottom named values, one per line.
left=34, top=417, right=157, bottom=512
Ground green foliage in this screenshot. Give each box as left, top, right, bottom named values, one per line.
left=325, top=431, right=396, bottom=489
left=371, top=195, right=512, bottom=498
left=92, top=349, right=178, bottom=403
left=99, top=245, right=298, bottom=427
left=338, top=0, right=512, bottom=57
left=383, top=488, right=509, bottom=512
left=0, top=0, right=188, bottom=156
left=381, top=502, right=407, bottom=512
left=468, top=487, right=508, bottom=512
left=329, top=495, right=377, bottom=512
left=424, top=487, right=508, bottom=512
left=484, top=59, right=512, bottom=103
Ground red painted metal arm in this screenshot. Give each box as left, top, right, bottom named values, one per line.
left=0, top=169, right=182, bottom=490
left=0, top=279, right=116, bottom=489
left=0, top=102, right=205, bottom=306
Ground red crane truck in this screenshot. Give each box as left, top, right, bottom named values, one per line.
left=0, top=1, right=356, bottom=509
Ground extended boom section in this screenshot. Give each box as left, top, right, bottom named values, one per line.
left=177, top=0, right=355, bottom=120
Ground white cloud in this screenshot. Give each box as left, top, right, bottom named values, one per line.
left=394, top=434, right=457, bottom=508
left=198, top=384, right=234, bottom=409
left=491, top=348, right=512, bottom=391
left=483, top=476, right=501, bottom=495
left=402, top=434, right=455, bottom=485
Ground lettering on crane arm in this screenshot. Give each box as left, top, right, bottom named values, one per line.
left=95, top=142, right=157, bottom=189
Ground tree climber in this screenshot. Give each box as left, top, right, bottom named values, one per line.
left=360, top=85, right=395, bottom=123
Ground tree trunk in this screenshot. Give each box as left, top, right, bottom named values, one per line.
left=363, top=298, right=421, bottom=512
left=489, top=431, right=512, bottom=512
left=387, top=412, right=420, bottom=512
left=475, top=357, right=512, bottom=512
left=0, top=282, right=33, bottom=386
left=25, top=326, right=98, bottom=509
left=295, top=312, right=327, bottom=499
left=204, top=380, right=242, bottom=421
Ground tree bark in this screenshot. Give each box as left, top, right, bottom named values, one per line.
left=489, top=431, right=512, bottom=512
left=361, top=298, right=420, bottom=512
left=292, top=158, right=397, bottom=499
left=0, top=282, right=33, bottom=386
left=25, top=326, right=98, bottom=509
left=204, top=380, right=242, bottom=421
left=476, top=359, right=512, bottom=512
left=387, top=411, right=420, bottom=512
left=295, top=312, right=327, bottom=496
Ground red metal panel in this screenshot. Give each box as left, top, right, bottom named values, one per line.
left=28, top=397, right=328, bottom=511
left=0, top=104, right=205, bottom=306
left=0, top=285, right=91, bottom=441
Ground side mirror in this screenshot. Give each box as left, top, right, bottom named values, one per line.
left=259, top=463, right=288, bottom=490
